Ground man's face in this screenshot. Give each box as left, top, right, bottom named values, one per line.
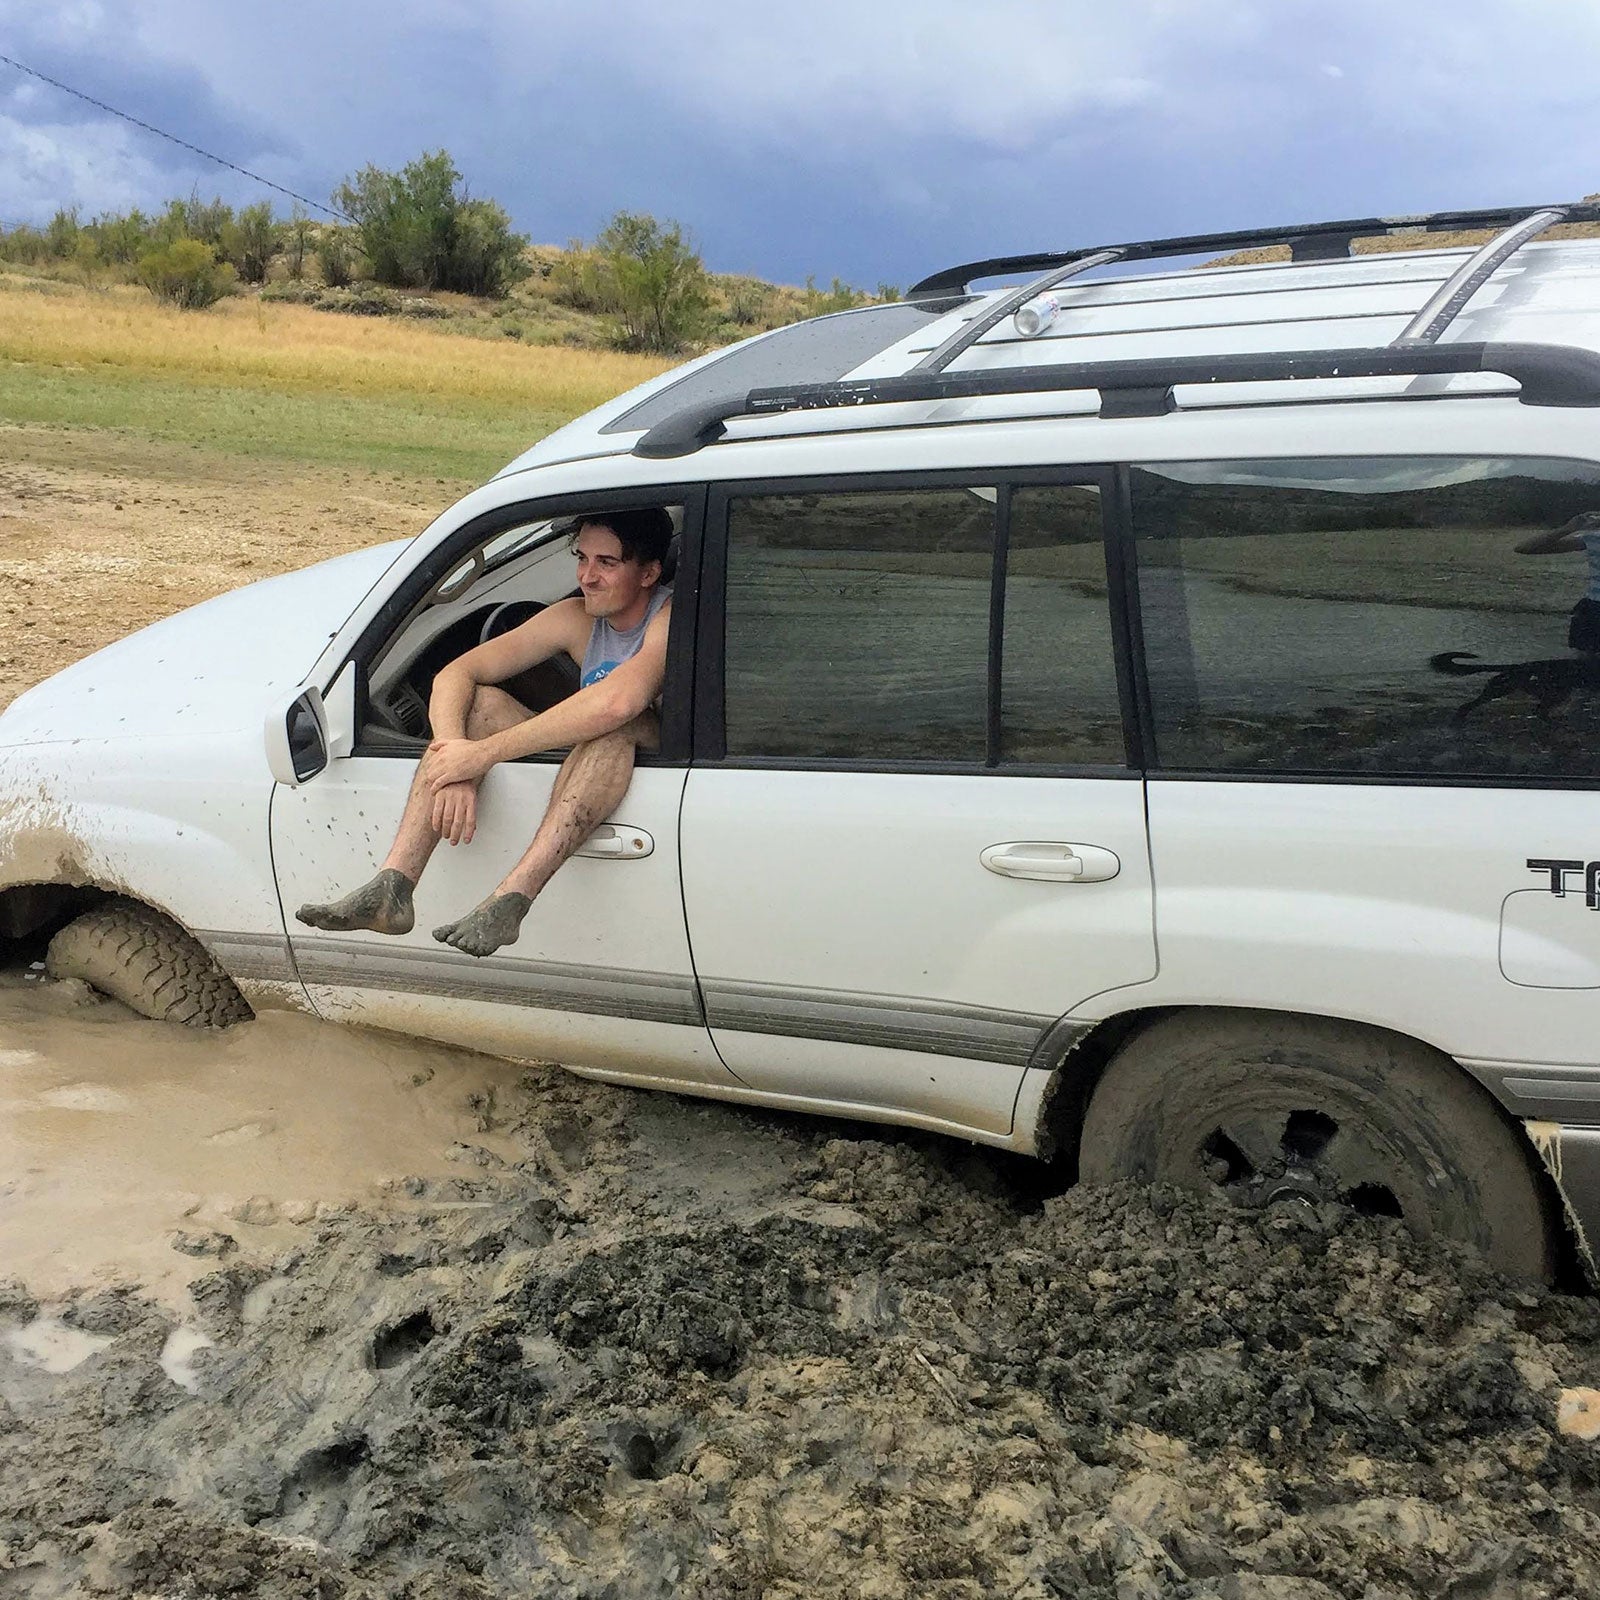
left=574, top=524, right=657, bottom=620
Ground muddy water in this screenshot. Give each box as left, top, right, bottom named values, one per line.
left=4, top=971, right=1600, bottom=1597
left=0, top=970, right=520, bottom=1305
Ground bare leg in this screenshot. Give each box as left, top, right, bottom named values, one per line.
left=432, top=713, right=655, bottom=958
left=295, top=685, right=532, bottom=935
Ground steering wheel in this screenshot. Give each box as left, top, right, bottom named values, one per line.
left=478, top=599, right=543, bottom=646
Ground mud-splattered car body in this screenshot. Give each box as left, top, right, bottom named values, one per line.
left=6, top=204, right=1600, bottom=1281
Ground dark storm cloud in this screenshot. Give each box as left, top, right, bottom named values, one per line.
left=4, top=0, right=1600, bottom=284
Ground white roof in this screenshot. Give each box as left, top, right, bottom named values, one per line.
left=500, top=236, right=1600, bottom=475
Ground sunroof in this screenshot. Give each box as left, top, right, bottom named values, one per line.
left=598, top=302, right=963, bottom=436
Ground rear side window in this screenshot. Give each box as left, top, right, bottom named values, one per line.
left=1131, top=457, right=1600, bottom=778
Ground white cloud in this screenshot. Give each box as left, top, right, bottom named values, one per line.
left=0, top=114, right=182, bottom=222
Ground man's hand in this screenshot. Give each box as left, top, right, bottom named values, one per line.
left=424, top=737, right=495, bottom=792
left=430, top=780, right=479, bottom=846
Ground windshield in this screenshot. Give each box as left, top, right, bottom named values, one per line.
left=598, top=301, right=966, bottom=435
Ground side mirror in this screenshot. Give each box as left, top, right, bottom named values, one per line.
left=265, top=686, right=329, bottom=786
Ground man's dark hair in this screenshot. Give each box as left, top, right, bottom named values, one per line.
left=575, top=508, right=673, bottom=569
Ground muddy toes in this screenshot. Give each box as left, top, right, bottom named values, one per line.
left=296, top=869, right=415, bottom=936
left=431, top=893, right=532, bottom=958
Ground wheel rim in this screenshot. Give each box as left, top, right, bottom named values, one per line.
left=1193, top=1102, right=1408, bottom=1223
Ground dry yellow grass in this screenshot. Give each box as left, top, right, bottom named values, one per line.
left=0, top=277, right=673, bottom=410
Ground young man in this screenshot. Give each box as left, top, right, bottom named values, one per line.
left=296, top=508, right=674, bottom=957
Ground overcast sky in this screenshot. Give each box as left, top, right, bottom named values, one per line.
left=3, top=1, right=1597, bottom=290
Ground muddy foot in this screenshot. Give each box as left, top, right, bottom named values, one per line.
left=295, top=869, right=415, bottom=935
left=431, top=892, right=532, bottom=958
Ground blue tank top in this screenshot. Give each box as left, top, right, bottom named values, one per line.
left=580, top=587, right=672, bottom=687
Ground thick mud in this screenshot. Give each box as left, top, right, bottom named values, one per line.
left=2, top=980, right=1600, bottom=1598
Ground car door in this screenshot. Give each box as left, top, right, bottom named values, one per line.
left=677, top=472, right=1158, bottom=1139
left=271, top=489, right=731, bottom=1087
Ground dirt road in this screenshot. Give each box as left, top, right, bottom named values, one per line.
left=3, top=427, right=1600, bottom=1598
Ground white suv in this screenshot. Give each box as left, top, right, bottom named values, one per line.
left=5, top=202, right=1600, bottom=1282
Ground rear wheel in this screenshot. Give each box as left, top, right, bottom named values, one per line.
left=1078, top=1009, right=1554, bottom=1279
left=46, top=898, right=252, bottom=1028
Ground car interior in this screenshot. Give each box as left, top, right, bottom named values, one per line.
left=358, top=506, right=684, bottom=750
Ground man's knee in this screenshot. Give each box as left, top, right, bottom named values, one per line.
left=464, top=684, right=525, bottom=740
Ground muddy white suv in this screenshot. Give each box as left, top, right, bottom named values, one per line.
left=6, top=202, right=1600, bottom=1281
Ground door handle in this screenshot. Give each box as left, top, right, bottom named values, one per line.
left=575, top=824, right=654, bottom=860
left=980, top=842, right=1121, bottom=883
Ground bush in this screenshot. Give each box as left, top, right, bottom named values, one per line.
left=0, top=223, right=49, bottom=264
left=91, top=210, right=151, bottom=265
left=725, top=277, right=770, bottom=326
left=138, top=239, right=235, bottom=308
left=802, top=275, right=867, bottom=316
left=316, top=229, right=356, bottom=288
left=231, top=202, right=278, bottom=284
left=333, top=150, right=529, bottom=297
left=548, top=242, right=609, bottom=312
left=285, top=208, right=312, bottom=280
left=588, top=211, right=711, bottom=354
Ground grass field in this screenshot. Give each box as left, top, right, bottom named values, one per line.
left=0, top=274, right=675, bottom=481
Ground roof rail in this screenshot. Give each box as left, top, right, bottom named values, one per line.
left=914, top=248, right=1124, bottom=374
left=909, top=201, right=1600, bottom=299
left=631, top=342, right=1600, bottom=459
left=1395, top=207, right=1567, bottom=346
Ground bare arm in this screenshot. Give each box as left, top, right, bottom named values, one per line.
left=425, top=602, right=671, bottom=789
left=1516, top=515, right=1599, bottom=556
left=427, top=598, right=591, bottom=739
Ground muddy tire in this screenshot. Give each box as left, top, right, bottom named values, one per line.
left=46, top=898, right=253, bottom=1028
left=1078, top=1009, right=1554, bottom=1280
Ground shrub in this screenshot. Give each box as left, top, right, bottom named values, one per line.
left=45, top=207, right=81, bottom=259
left=231, top=202, right=278, bottom=284
left=149, top=192, right=235, bottom=252
left=316, top=229, right=356, bottom=288
left=802, top=274, right=866, bottom=316
left=0, top=223, right=49, bottom=264
left=333, top=150, right=529, bottom=297
left=91, top=210, right=151, bottom=265
left=138, top=239, right=236, bottom=308
left=285, top=208, right=312, bottom=280
left=588, top=211, right=711, bottom=354
left=725, top=277, right=770, bottom=326
left=548, top=242, right=609, bottom=312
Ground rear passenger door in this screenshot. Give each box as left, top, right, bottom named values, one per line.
left=677, top=472, right=1157, bottom=1140
left=1127, top=453, right=1600, bottom=1084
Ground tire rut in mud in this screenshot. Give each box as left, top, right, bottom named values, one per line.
left=2, top=1075, right=1600, bottom=1599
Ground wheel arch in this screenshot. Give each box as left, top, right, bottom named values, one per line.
left=1032, top=1001, right=1587, bottom=1285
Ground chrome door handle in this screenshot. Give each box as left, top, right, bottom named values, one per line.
left=575, top=825, right=654, bottom=860
left=980, top=842, right=1121, bottom=883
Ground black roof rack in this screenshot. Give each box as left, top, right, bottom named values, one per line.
left=909, top=201, right=1600, bottom=299
left=631, top=342, right=1600, bottom=460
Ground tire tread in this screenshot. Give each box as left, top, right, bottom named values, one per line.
left=46, top=899, right=253, bottom=1029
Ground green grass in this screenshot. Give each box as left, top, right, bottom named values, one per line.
left=0, top=362, right=560, bottom=482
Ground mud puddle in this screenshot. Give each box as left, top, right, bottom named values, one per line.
left=2, top=973, right=1600, bottom=1598
left=0, top=969, right=523, bottom=1305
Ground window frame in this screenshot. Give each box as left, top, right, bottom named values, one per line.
left=695, top=467, right=1138, bottom=776
left=346, top=483, right=708, bottom=766
left=1117, top=452, right=1600, bottom=790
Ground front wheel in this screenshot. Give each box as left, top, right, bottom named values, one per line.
left=1078, top=1009, right=1554, bottom=1280
left=46, top=898, right=253, bottom=1028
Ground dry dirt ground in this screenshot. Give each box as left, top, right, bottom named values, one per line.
left=3, top=428, right=1600, bottom=1599
left=0, top=423, right=446, bottom=713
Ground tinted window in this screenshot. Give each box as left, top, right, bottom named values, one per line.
left=724, top=488, right=993, bottom=761
left=1132, top=457, right=1600, bottom=777
left=1002, top=485, right=1123, bottom=764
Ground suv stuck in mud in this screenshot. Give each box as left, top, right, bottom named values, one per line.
left=5, top=203, right=1600, bottom=1283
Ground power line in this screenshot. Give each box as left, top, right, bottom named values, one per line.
left=0, top=51, right=351, bottom=222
